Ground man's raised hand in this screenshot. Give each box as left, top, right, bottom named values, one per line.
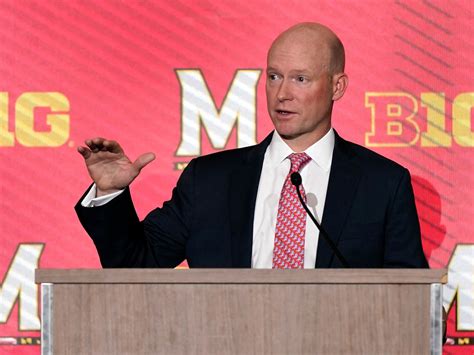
left=77, top=137, right=155, bottom=197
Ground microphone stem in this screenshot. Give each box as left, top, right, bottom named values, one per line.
left=295, top=185, right=350, bottom=268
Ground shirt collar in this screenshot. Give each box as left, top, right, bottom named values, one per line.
left=266, top=129, right=335, bottom=172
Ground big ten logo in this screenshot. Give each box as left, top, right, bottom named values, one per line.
left=174, top=69, right=261, bottom=169
left=365, top=92, right=474, bottom=147
left=0, top=244, right=44, bottom=331
left=443, top=245, right=474, bottom=333
left=0, top=92, right=70, bottom=147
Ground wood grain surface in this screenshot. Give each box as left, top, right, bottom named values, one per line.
left=36, top=268, right=447, bottom=284
left=37, top=269, right=443, bottom=354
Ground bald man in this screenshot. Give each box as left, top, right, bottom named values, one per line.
left=76, top=23, right=428, bottom=269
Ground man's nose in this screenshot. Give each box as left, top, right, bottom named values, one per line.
left=277, top=79, right=293, bottom=101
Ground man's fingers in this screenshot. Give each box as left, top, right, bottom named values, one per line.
left=84, top=137, right=123, bottom=154
left=133, top=152, right=156, bottom=171
left=102, top=139, right=124, bottom=154
left=77, top=146, right=91, bottom=159
left=91, top=137, right=106, bottom=145
left=85, top=138, right=103, bottom=152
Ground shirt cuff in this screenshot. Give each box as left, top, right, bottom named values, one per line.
left=81, top=184, right=125, bottom=207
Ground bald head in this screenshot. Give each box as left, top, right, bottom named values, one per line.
left=265, top=22, right=349, bottom=151
left=269, top=23, right=345, bottom=75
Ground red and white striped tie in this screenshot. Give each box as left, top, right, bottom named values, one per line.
left=272, top=153, right=312, bottom=269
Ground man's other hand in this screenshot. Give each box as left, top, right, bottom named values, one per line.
left=77, top=137, right=155, bottom=197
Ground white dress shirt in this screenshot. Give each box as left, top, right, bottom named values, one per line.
left=252, top=129, right=334, bottom=268
left=82, top=129, right=335, bottom=269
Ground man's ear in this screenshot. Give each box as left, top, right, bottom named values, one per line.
left=332, top=73, right=348, bottom=101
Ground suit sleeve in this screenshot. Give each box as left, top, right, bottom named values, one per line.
left=75, top=159, right=196, bottom=268
left=383, top=169, right=429, bottom=268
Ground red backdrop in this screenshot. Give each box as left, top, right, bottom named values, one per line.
left=0, top=1, right=472, bottom=353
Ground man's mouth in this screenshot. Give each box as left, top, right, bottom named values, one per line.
left=276, top=110, right=295, bottom=116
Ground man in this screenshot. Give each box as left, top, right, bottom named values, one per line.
left=76, top=23, right=428, bottom=269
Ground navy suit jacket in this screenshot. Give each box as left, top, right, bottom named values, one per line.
left=76, top=131, right=428, bottom=268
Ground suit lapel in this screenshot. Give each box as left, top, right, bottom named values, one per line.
left=316, top=132, right=362, bottom=268
left=229, top=133, right=273, bottom=267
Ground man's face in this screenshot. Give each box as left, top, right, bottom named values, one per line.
left=266, top=36, right=335, bottom=150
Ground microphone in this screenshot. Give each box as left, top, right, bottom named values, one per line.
left=290, top=172, right=350, bottom=268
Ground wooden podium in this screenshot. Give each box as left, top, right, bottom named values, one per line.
left=36, top=269, right=446, bottom=355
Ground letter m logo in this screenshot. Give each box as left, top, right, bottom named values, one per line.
left=175, top=69, right=261, bottom=157
left=0, top=244, right=44, bottom=330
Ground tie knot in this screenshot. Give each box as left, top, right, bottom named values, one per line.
left=289, top=152, right=311, bottom=172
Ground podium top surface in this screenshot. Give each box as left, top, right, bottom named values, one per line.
left=36, top=268, right=447, bottom=284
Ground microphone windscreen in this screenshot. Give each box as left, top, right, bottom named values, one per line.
left=290, top=172, right=302, bottom=186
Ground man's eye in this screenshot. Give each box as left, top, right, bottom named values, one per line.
left=268, top=74, right=279, bottom=80
left=297, top=76, right=306, bottom=82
